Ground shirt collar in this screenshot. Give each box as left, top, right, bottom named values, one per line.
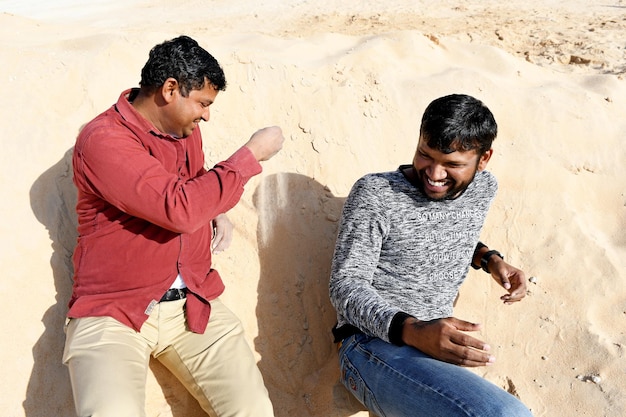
left=115, top=88, right=175, bottom=139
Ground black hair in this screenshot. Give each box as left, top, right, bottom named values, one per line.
left=139, top=35, right=226, bottom=96
left=420, top=94, right=497, bottom=155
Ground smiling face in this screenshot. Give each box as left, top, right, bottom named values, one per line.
left=411, top=137, right=492, bottom=201
left=160, top=78, right=218, bottom=138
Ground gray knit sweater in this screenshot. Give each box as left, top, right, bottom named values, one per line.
left=329, top=167, right=497, bottom=343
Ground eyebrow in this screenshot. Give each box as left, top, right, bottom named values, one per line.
left=418, top=145, right=470, bottom=165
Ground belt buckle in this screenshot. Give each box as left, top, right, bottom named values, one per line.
left=160, top=288, right=186, bottom=302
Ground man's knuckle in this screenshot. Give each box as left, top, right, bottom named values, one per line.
left=459, top=346, right=472, bottom=360
left=457, top=357, right=470, bottom=366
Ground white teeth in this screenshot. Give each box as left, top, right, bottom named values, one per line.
left=427, top=178, right=446, bottom=187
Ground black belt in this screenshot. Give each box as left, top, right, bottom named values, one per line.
left=160, top=288, right=187, bottom=302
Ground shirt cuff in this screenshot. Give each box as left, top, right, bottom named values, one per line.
left=389, top=311, right=414, bottom=346
left=224, top=146, right=262, bottom=179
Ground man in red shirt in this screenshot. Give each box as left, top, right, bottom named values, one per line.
left=63, top=35, right=284, bottom=417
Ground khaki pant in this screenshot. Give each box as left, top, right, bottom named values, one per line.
left=63, top=298, right=273, bottom=417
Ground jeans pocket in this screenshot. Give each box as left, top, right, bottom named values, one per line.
left=340, top=352, right=386, bottom=417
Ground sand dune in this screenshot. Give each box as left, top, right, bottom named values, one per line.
left=2, top=1, right=625, bottom=416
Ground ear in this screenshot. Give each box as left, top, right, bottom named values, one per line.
left=159, top=78, right=180, bottom=103
left=477, top=148, right=493, bottom=171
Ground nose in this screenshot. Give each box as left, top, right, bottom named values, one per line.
left=201, top=108, right=210, bottom=122
left=426, top=163, right=446, bottom=181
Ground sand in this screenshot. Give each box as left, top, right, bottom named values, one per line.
left=1, top=1, right=625, bottom=416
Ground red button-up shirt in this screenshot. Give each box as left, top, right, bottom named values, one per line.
left=69, top=88, right=262, bottom=333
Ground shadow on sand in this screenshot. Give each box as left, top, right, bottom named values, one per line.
left=253, top=173, right=367, bottom=417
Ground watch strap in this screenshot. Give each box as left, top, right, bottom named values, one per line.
left=480, top=250, right=503, bottom=273
left=471, top=242, right=487, bottom=270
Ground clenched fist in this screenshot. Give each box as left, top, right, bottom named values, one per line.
left=245, top=126, right=285, bottom=162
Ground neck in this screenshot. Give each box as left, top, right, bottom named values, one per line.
left=130, top=90, right=166, bottom=134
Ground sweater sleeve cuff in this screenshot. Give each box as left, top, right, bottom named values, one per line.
left=389, top=312, right=413, bottom=346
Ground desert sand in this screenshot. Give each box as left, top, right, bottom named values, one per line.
left=1, top=0, right=625, bottom=416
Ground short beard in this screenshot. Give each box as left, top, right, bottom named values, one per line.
left=414, top=167, right=477, bottom=201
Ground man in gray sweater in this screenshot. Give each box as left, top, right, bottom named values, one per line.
left=329, top=94, right=532, bottom=417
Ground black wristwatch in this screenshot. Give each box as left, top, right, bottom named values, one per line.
left=480, top=250, right=504, bottom=274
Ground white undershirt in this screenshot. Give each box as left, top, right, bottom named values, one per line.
left=170, top=274, right=187, bottom=289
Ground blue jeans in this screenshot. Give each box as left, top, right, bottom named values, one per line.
left=338, top=333, right=533, bottom=417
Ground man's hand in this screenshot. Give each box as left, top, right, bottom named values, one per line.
left=401, top=317, right=495, bottom=367
left=487, top=256, right=527, bottom=304
left=211, top=214, right=233, bottom=253
left=245, top=126, right=285, bottom=161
